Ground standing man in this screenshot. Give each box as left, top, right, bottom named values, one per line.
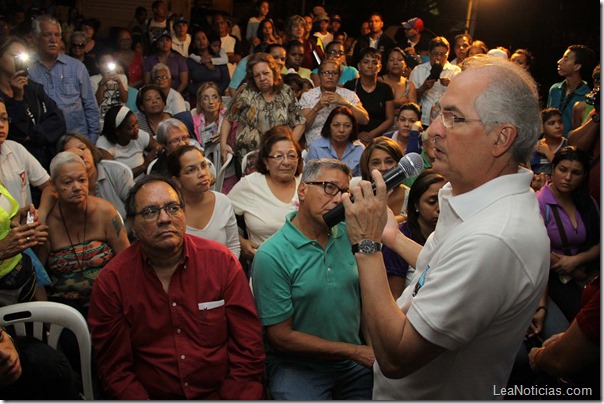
left=212, top=12, right=242, bottom=78
left=351, top=12, right=395, bottom=70
left=409, top=36, right=461, bottom=127
left=343, top=57, right=550, bottom=399
left=29, top=15, right=100, bottom=143
left=252, top=159, right=374, bottom=400
left=547, top=44, right=595, bottom=137
left=171, top=17, right=191, bottom=57
left=88, top=175, right=265, bottom=400
left=399, top=17, right=431, bottom=67
left=146, top=0, right=169, bottom=46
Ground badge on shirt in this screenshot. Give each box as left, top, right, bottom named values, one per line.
left=413, top=264, right=430, bottom=297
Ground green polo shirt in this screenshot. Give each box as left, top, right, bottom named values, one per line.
left=252, top=211, right=362, bottom=375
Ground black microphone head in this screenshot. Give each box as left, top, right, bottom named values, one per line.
left=428, top=61, right=443, bottom=80
left=398, top=152, right=424, bottom=178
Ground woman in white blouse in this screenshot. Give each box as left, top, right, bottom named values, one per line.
left=227, top=125, right=302, bottom=262
left=167, top=145, right=240, bottom=257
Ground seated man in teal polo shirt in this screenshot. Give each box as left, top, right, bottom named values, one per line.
left=252, top=158, right=374, bottom=400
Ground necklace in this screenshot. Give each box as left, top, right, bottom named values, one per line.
left=59, top=201, right=88, bottom=274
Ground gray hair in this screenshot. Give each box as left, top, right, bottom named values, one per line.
left=32, top=15, right=62, bottom=38
left=302, top=158, right=352, bottom=182
left=462, top=55, right=541, bottom=164
left=156, top=118, right=189, bottom=145
left=70, top=31, right=88, bottom=44
left=49, top=151, right=86, bottom=180
left=151, top=63, right=171, bottom=80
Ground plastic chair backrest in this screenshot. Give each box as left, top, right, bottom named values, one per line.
left=204, top=142, right=222, bottom=173
left=214, top=152, right=234, bottom=193
left=0, top=301, right=94, bottom=400
left=101, top=159, right=134, bottom=179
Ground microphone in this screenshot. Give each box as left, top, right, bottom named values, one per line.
left=427, top=61, right=443, bottom=80
left=322, top=152, right=424, bottom=228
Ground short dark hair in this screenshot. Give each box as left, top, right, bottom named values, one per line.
left=540, top=107, right=561, bottom=125
left=405, top=170, right=447, bottom=245
left=357, top=46, right=381, bottom=63
left=136, top=84, right=167, bottom=111
left=125, top=174, right=184, bottom=218
left=320, top=106, right=358, bottom=142
left=286, top=39, right=304, bottom=53
left=568, top=44, right=596, bottom=79
left=429, top=36, right=450, bottom=52
left=398, top=102, right=421, bottom=120
left=256, top=125, right=303, bottom=175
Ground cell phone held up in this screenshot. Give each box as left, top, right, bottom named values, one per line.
left=14, top=53, right=29, bottom=77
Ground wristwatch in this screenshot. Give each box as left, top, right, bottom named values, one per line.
left=351, top=239, right=383, bottom=254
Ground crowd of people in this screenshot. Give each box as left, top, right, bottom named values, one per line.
left=0, top=1, right=599, bottom=400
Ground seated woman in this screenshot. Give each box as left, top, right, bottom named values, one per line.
left=37, top=151, right=130, bottom=314
left=228, top=126, right=302, bottom=266
left=0, top=180, right=48, bottom=305
left=151, top=63, right=187, bottom=116
left=530, top=108, right=567, bottom=177
left=167, top=145, right=240, bottom=257
left=43, top=133, right=135, bottom=224
left=186, top=29, right=230, bottom=99
left=378, top=47, right=417, bottom=107
left=536, top=146, right=600, bottom=322
left=382, top=170, right=446, bottom=298
left=134, top=84, right=172, bottom=137
left=384, top=102, right=423, bottom=154
left=359, top=136, right=409, bottom=222
left=344, top=47, right=394, bottom=144
left=305, top=106, right=364, bottom=176
left=152, top=118, right=198, bottom=175
left=96, top=105, right=162, bottom=178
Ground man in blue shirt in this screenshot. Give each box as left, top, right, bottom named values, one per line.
left=547, top=44, right=595, bottom=137
left=29, top=15, right=100, bottom=143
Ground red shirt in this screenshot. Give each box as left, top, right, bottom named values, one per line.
left=88, top=234, right=265, bottom=399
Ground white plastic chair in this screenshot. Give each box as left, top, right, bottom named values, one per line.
left=241, top=150, right=259, bottom=174
left=0, top=301, right=94, bottom=400
left=146, top=158, right=159, bottom=175
left=101, top=159, right=134, bottom=179
left=204, top=142, right=222, bottom=173
left=214, top=152, right=234, bottom=193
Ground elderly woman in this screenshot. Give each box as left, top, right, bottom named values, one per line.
left=151, top=63, right=187, bottom=115
left=96, top=105, right=162, bottom=178
left=187, top=29, right=230, bottom=98
left=0, top=180, right=48, bottom=305
left=143, top=30, right=188, bottom=94
left=0, top=36, right=66, bottom=171
left=134, top=84, right=172, bottom=136
left=52, top=133, right=134, bottom=222
left=305, top=106, right=364, bottom=176
left=228, top=125, right=302, bottom=263
left=37, top=151, right=129, bottom=314
left=378, top=47, right=417, bottom=107
left=219, top=53, right=305, bottom=173
left=151, top=118, right=199, bottom=175
left=167, top=145, right=240, bottom=257
left=68, top=30, right=97, bottom=76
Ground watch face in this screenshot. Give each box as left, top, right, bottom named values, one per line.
left=359, top=239, right=379, bottom=253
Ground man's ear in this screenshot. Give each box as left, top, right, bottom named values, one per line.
left=297, top=181, right=308, bottom=201
left=492, top=125, right=517, bottom=157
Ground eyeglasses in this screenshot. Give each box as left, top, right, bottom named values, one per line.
left=306, top=181, right=348, bottom=196
left=433, top=104, right=483, bottom=129
left=320, top=70, right=339, bottom=77
left=133, top=202, right=184, bottom=221
left=71, top=42, right=86, bottom=48
left=267, top=153, right=299, bottom=163
left=328, top=50, right=344, bottom=56
left=154, top=75, right=169, bottom=81
left=181, top=161, right=209, bottom=176
left=167, top=136, right=190, bottom=146
left=431, top=51, right=448, bottom=58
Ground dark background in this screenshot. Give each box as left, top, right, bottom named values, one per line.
left=261, top=0, right=601, bottom=104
